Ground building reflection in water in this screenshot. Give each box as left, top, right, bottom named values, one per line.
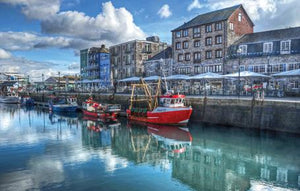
left=172, top=123, right=300, bottom=191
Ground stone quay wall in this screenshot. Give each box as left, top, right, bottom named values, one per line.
left=29, top=92, right=300, bottom=134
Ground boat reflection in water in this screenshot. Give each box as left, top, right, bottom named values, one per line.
left=81, top=116, right=121, bottom=148
left=147, top=124, right=192, bottom=156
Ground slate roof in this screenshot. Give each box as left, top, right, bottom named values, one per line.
left=147, top=47, right=172, bottom=61
left=234, top=26, right=300, bottom=44
left=172, top=4, right=242, bottom=31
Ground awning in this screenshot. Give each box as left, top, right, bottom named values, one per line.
left=188, top=72, right=224, bottom=80
left=272, top=69, right=300, bottom=77
left=118, top=77, right=140, bottom=82
left=166, top=75, right=189, bottom=80
left=224, top=71, right=270, bottom=78
left=144, top=76, right=160, bottom=81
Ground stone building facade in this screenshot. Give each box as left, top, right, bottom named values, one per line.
left=227, top=27, right=300, bottom=74
left=144, top=47, right=173, bottom=77
left=171, top=4, right=253, bottom=75
left=110, top=36, right=167, bottom=80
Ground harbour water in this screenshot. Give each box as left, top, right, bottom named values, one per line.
left=0, top=104, right=299, bottom=191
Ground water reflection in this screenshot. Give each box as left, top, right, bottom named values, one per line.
left=0, top=104, right=299, bottom=191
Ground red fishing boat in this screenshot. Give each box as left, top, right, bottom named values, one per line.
left=82, top=97, right=121, bottom=119
left=126, top=78, right=192, bottom=125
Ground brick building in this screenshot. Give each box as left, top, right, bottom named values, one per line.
left=171, top=4, right=253, bottom=75
left=110, top=36, right=167, bottom=80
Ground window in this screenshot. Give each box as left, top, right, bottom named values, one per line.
left=194, top=40, right=200, bottom=47
left=144, top=43, right=151, bottom=52
left=215, top=22, right=222, bottom=31
left=206, top=37, right=212, bottom=46
left=239, top=45, right=247, bottom=55
left=185, top=53, right=191, bottom=61
left=215, top=49, right=222, bottom=58
left=183, top=29, right=188, bottom=37
left=194, top=52, right=201, bottom=62
left=178, top=54, right=183, bottom=61
left=229, top=22, right=234, bottom=30
left=175, top=31, right=181, bottom=38
left=205, top=24, right=212, bottom=33
left=183, top=41, right=189, bottom=49
left=263, top=42, right=273, bottom=53
left=176, top=42, right=181, bottom=50
left=280, top=40, right=291, bottom=54
left=238, top=13, right=242, bottom=22
left=215, top=35, right=222, bottom=44
left=205, top=51, right=212, bottom=59
left=194, top=66, right=201, bottom=74
left=193, top=27, right=201, bottom=38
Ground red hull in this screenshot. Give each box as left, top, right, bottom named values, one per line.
left=83, top=109, right=117, bottom=119
left=127, top=107, right=192, bottom=125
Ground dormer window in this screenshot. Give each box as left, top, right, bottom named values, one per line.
left=263, top=42, right=273, bottom=53
left=280, top=40, right=291, bottom=54
left=239, top=45, right=247, bottom=55
left=238, top=13, right=242, bottom=22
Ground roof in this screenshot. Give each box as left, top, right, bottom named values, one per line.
left=147, top=47, right=172, bottom=61
left=234, top=26, right=300, bottom=44
left=172, top=4, right=241, bottom=31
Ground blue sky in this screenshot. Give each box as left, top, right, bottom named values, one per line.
left=0, top=0, right=299, bottom=80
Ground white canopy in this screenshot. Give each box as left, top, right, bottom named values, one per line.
left=188, top=72, right=224, bottom=80
left=272, top=69, right=300, bottom=77
left=166, top=75, right=189, bottom=80
left=81, top=80, right=92, bottom=83
left=144, top=76, right=160, bottom=81
left=224, top=71, right=270, bottom=78
left=118, top=77, right=140, bottom=82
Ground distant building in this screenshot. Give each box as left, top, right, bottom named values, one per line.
left=171, top=4, right=254, bottom=75
left=110, top=36, right=167, bottom=80
left=80, top=45, right=111, bottom=89
left=227, top=27, right=300, bottom=74
left=44, top=75, right=79, bottom=90
left=144, top=47, right=173, bottom=77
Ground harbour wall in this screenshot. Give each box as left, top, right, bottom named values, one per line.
left=29, top=93, right=300, bottom=134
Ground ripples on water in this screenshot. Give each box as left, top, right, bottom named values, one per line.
left=0, top=104, right=299, bottom=191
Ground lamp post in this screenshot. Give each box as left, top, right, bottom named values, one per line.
left=237, top=48, right=242, bottom=98
left=267, top=56, right=270, bottom=96
left=42, top=73, right=44, bottom=91
left=58, top=71, right=60, bottom=92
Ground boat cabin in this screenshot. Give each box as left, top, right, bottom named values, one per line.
left=159, top=94, right=186, bottom=107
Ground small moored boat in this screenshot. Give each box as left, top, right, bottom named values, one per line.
left=82, top=97, right=121, bottom=118
left=0, top=96, right=19, bottom=104
left=48, top=96, right=78, bottom=112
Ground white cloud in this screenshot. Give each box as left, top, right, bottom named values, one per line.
left=0, top=31, right=105, bottom=52
left=0, top=0, right=60, bottom=20
left=203, top=0, right=300, bottom=31
left=187, top=0, right=202, bottom=11
left=41, top=1, right=146, bottom=43
left=157, top=4, right=172, bottom=18
left=0, top=48, right=11, bottom=59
